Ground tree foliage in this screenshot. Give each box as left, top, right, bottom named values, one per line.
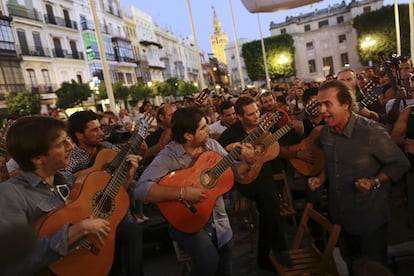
left=129, top=82, right=154, bottom=101
left=242, top=33, right=295, bottom=81
left=5, top=90, right=41, bottom=116
left=55, top=80, right=91, bottom=109
left=353, top=4, right=411, bottom=65
left=177, top=80, right=198, bottom=96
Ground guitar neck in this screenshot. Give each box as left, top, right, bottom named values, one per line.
left=212, top=123, right=269, bottom=177
left=262, top=124, right=292, bottom=147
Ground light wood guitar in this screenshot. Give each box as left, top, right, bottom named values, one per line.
left=35, top=120, right=149, bottom=276
left=287, top=125, right=324, bottom=176
left=157, top=112, right=277, bottom=233
left=238, top=124, right=293, bottom=184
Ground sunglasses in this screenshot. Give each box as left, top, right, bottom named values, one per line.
left=50, top=184, right=70, bottom=202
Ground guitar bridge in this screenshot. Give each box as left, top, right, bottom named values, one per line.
left=82, top=239, right=100, bottom=256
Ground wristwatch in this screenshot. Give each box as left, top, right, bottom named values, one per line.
left=371, top=177, right=381, bottom=190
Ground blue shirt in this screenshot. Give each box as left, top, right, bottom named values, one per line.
left=135, top=138, right=238, bottom=248
left=320, top=113, right=410, bottom=234
left=0, top=170, right=77, bottom=275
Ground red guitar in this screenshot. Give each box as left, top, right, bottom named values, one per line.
left=35, top=120, right=148, bottom=275
left=157, top=112, right=277, bottom=233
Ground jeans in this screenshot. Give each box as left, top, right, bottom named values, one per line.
left=169, top=227, right=233, bottom=276
left=338, top=223, right=388, bottom=276
left=109, top=216, right=144, bottom=276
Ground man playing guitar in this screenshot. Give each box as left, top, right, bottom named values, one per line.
left=0, top=116, right=114, bottom=274
left=66, top=111, right=144, bottom=275
left=134, top=107, right=255, bottom=275
left=218, top=96, right=304, bottom=272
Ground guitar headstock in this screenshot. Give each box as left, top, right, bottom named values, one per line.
left=258, top=112, right=277, bottom=132
left=305, top=99, right=320, bottom=117
left=142, top=111, right=155, bottom=126
left=195, top=89, right=211, bottom=106
left=361, top=91, right=378, bottom=107
left=362, top=79, right=375, bottom=93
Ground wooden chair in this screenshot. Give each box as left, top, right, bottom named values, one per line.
left=0, top=156, right=10, bottom=182
left=172, top=241, right=191, bottom=276
left=273, top=170, right=297, bottom=227
left=269, top=203, right=341, bottom=276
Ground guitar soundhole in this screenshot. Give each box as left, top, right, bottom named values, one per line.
left=200, top=170, right=217, bottom=189
left=92, top=191, right=115, bottom=218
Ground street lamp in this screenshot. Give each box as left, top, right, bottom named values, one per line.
left=277, top=54, right=289, bottom=81
left=361, top=36, right=376, bottom=67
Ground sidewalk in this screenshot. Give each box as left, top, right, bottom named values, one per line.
left=141, top=185, right=414, bottom=276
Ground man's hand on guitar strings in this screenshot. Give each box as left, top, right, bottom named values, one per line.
left=183, top=186, right=207, bottom=204
left=80, top=215, right=111, bottom=246
left=239, top=143, right=256, bottom=165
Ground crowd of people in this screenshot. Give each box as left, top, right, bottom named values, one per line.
left=0, top=56, right=413, bottom=276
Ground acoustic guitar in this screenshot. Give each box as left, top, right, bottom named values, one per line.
left=156, top=112, right=277, bottom=233
left=35, top=120, right=149, bottom=276
left=238, top=123, right=293, bottom=184
left=288, top=125, right=324, bottom=176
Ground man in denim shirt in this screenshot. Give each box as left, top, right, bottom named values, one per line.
left=0, top=116, right=111, bottom=275
left=135, top=107, right=255, bottom=276
left=308, top=80, right=410, bottom=275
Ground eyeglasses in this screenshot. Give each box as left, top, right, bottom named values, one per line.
left=50, top=184, right=70, bottom=202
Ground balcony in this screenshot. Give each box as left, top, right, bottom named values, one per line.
left=52, top=48, right=84, bottom=60
left=7, top=3, right=42, bottom=22
left=81, top=20, right=95, bottom=31
left=44, top=14, right=78, bottom=30
left=116, top=56, right=135, bottom=63
left=29, top=84, right=59, bottom=94
left=16, top=45, right=52, bottom=58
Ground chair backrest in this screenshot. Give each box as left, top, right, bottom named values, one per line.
left=273, top=170, right=295, bottom=216
left=293, top=203, right=341, bottom=260
left=0, top=156, right=9, bottom=182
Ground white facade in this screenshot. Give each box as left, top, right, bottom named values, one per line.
left=225, top=38, right=252, bottom=90
left=125, top=6, right=164, bottom=82
left=7, top=0, right=90, bottom=92
left=269, top=0, right=384, bottom=81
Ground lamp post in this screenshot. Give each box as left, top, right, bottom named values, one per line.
left=277, top=54, right=289, bottom=81
left=361, top=36, right=376, bottom=67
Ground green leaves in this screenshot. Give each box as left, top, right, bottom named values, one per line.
left=5, top=90, right=41, bottom=116
left=55, top=80, right=91, bottom=109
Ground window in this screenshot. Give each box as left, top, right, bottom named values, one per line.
left=337, top=16, right=344, bottom=24
left=341, top=53, right=349, bottom=67
left=17, top=29, right=29, bottom=55
left=27, top=69, right=38, bottom=87
left=306, top=42, right=314, bottom=50
left=126, top=73, right=133, bottom=84
left=32, top=32, right=44, bottom=55
left=280, top=28, right=286, bottom=34
left=304, top=24, right=311, bottom=32
left=0, top=20, right=15, bottom=51
left=318, top=20, right=329, bottom=28
left=308, top=60, right=316, bottom=73
left=338, top=34, right=346, bottom=43
left=41, top=69, right=51, bottom=86
left=322, top=56, right=334, bottom=75
left=363, top=6, right=371, bottom=13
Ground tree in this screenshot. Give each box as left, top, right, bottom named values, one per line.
left=5, top=90, right=41, bottom=116
left=177, top=80, right=198, bottom=97
left=130, top=83, right=153, bottom=101
left=113, top=81, right=130, bottom=107
left=353, top=4, right=411, bottom=65
left=242, top=33, right=295, bottom=81
left=55, top=80, right=91, bottom=109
